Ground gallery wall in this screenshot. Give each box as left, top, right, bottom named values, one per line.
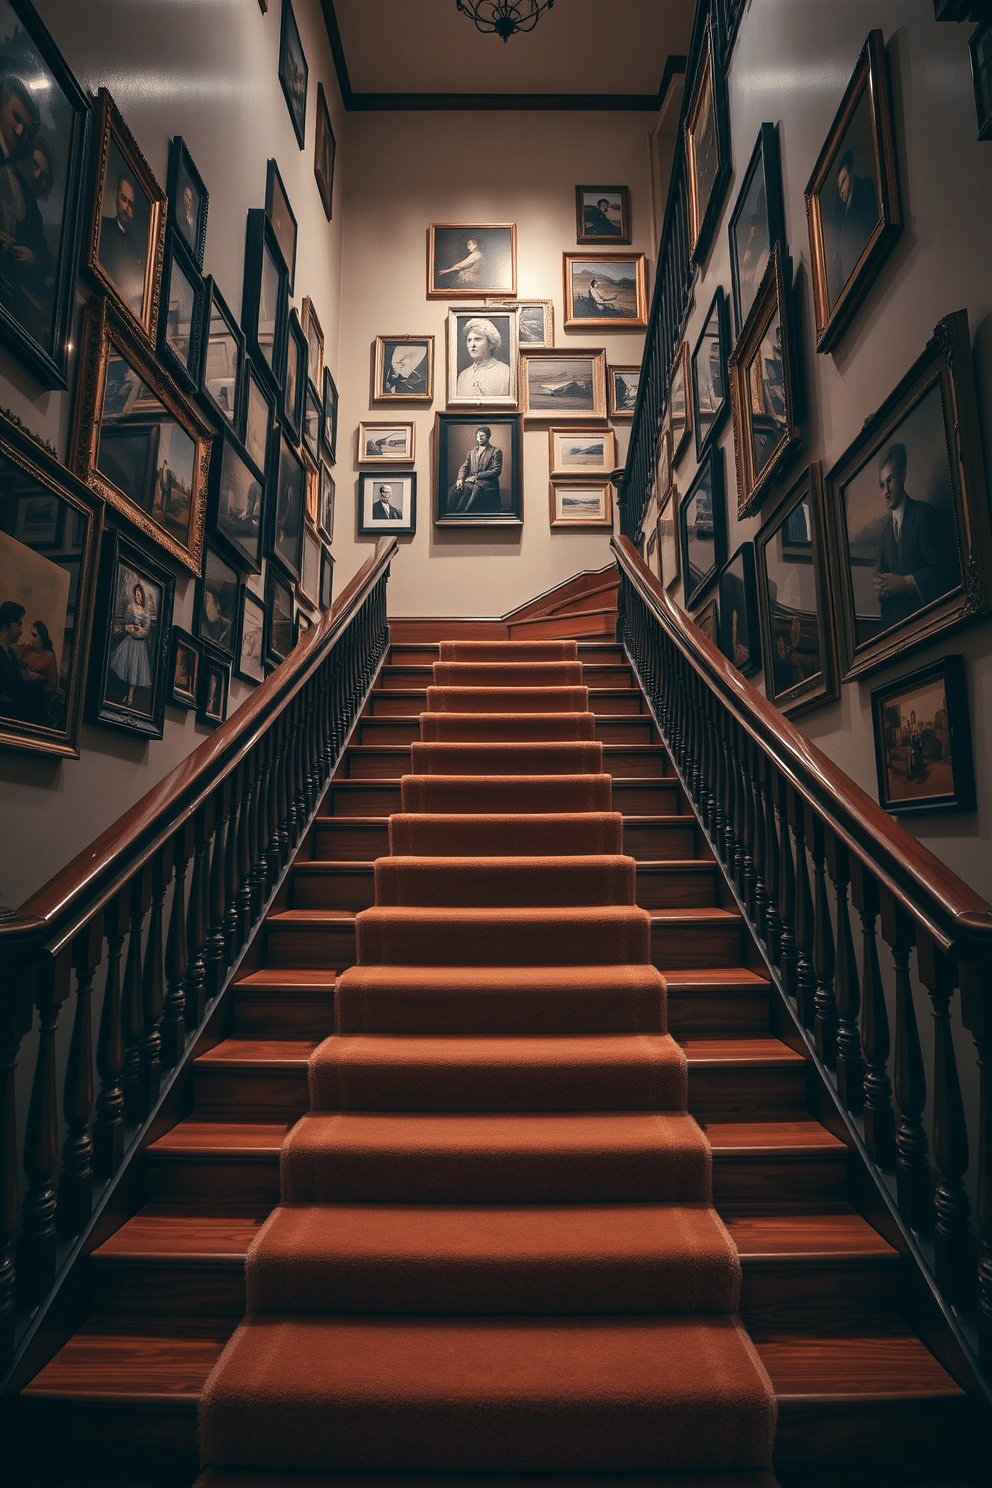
left=0, top=0, right=347, bottom=904
left=645, top=0, right=992, bottom=899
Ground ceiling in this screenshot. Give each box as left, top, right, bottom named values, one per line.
left=323, top=0, right=693, bottom=110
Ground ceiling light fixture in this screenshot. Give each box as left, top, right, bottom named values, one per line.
left=454, top=0, right=556, bottom=43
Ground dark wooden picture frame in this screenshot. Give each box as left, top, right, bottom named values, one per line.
left=319, top=546, right=334, bottom=611
left=303, top=382, right=322, bottom=463
left=318, top=464, right=335, bottom=542
left=684, top=13, right=731, bottom=266
left=235, top=585, right=266, bottom=684
left=970, top=20, right=992, bottom=140
left=679, top=444, right=727, bottom=609
left=314, top=81, right=336, bottom=219
left=195, top=542, right=239, bottom=659
left=265, top=157, right=297, bottom=293
left=728, top=245, right=799, bottom=518
left=358, top=472, right=417, bottom=536
left=201, top=275, right=246, bottom=431
left=168, top=626, right=200, bottom=709
left=208, top=427, right=265, bottom=574
left=264, top=564, right=294, bottom=666
left=268, top=430, right=305, bottom=582
left=691, top=285, right=730, bottom=459
left=87, top=527, right=174, bottom=739
left=197, top=650, right=230, bottom=728
left=728, top=123, right=785, bottom=338
left=279, top=0, right=308, bottom=149
left=669, top=341, right=693, bottom=466
left=242, top=207, right=288, bottom=395
left=322, top=366, right=338, bottom=462
left=434, top=413, right=522, bottom=527
left=243, top=358, right=276, bottom=477
left=166, top=135, right=208, bottom=271
left=282, top=306, right=307, bottom=442
left=717, top=541, right=761, bottom=677
left=871, top=654, right=975, bottom=816
left=158, top=228, right=205, bottom=396
left=574, top=185, right=631, bottom=244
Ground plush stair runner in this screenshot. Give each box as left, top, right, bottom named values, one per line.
left=198, top=639, right=777, bottom=1485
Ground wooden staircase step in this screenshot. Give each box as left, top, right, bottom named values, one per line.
left=358, top=715, right=422, bottom=745
left=665, top=968, right=772, bottom=1035
left=310, top=815, right=390, bottom=859
left=635, top=861, right=717, bottom=908
left=265, top=908, right=357, bottom=967
left=576, top=642, right=626, bottom=663
left=706, top=1121, right=848, bottom=1208
left=651, top=908, right=743, bottom=968
left=683, top=1037, right=806, bottom=1116
left=292, top=861, right=374, bottom=910
left=231, top=973, right=337, bottom=1038
left=594, top=713, right=659, bottom=743
left=147, top=1121, right=288, bottom=1212
left=506, top=606, right=618, bottom=640
left=193, top=1038, right=314, bottom=1118
left=729, top=1213, right=900, bottom=1331
left=90, top=1214, right=259, bottom=1316
left=325, top=779, right=402, bottom=814
left=622, top=814, right=696, bottom=859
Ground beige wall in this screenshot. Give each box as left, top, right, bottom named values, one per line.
left=336, top=109, right=653, bottom=618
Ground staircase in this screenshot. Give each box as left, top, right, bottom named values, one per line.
left=9, top=622, right=983, bottom=1486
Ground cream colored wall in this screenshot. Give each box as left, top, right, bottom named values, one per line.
left=336, top=109, right=653, bottom=618
left=664, top=0, right=992, bottom=899
left=0, top=0, right=347, bottom=906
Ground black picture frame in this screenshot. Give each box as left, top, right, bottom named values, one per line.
left=279, top=0, right=308, bottom=149
left=314, top=81, right=335, bottom=221
left=268, top=431, right=305, bottom=582
left=197, top=651, right=230, bottom=728
left=242, top=208, right=288, bottom=395
left=0, top=0, right=90, bottom=391
left=243, top=358, right=276, bottom=477
left=158, top=228, right=205, bottom=395
left=318, top=463, right=335, bottom=542
left=319, top=546, right=334, bottom=611
left=970, top=20, right=992, bottom=140
left=358, top=471, right=418, bottom=536
left=679, top=444, right=727, bottom=609
left=235, top=586, right=266, bottom=684
left=87, top=528, right=174, bottom=740
left=168, top=626, right=200, bottom=710
left=691, top=285, right=730, bottom=459
left=282, top=307, right=306, bottom=440
left=195, top=543, right=239, bottom=659
left=322, top=366, right=338, bottom=462
left=201, top=275, right=246, bottom=431
left=574, top=185, right=631, bottom=245
left=166, top=135, right=208, bottom=271
left=434, top=413, right=523, bottom=527
left=728, top=245, right=799, bottom=518
left=728, top=123, right=786, bottom=339
left=870, top=654, right=976, bottom=816
left=303, top=381, right=322, bottom=462
left=265, top=564, right=295, bottom=666
left=264, top=157, right=297, bottom=294
left=684, top=13, right=731, bottom=267
left=208, top=428, right=265, bottom=573
left=717, top=542, right=761, bottom=677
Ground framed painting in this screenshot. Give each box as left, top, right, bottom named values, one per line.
left=314, top=81, right=336, bottom=219
left=684, top=14, right=730, bottom=266
left=265, top=157, right=297, bottom=293
left=0, top=0, right=90, bottom=391
left=563, top=253, right=648, bottom=329
left=279, top=0, right=308, bottom=149
left=158, top=229, right=205, bottom=396
left=679, top=445, right=727, bottom=609
left=657, top=485, right=680, bottom=593
left=295, top=609, right=313, bottom=643
left=358, top=472, right=417, bottom=536
left=235, top=587, right=266, bottom=685
left=609, top=365, right=640, bottom=417
left=319, top=546, right=334, bottom=611
left=428, top=223, right=516, bottom=299
left=265, top=564, right=294, bottom=666
left=656, top=420, right=672, bottom=506
left=283, top=306, right=306, bottom=441
left=669, top=341, right=693, bottom=466
left=303, top=383, right=322, bottom=463
left=197, top=651, right=229, bottom=728
left=195, top=543, right=238, bottom=658
left=824, top=309, right=992, bottom=680
left=804, top=30, right=901, bottom=353
left=575, top=185, right=631, bottom=244
left=166, top=136, right=208, bottom=271
left=302, top=296, right=323, bottom=389
left=728, top=245, right=799, bottom=517
left=549, top=426, right=616, bottom=479
left=86, top=88, right=166, bottom=345
left=208, top=429, right=264, bottom=573
left=434, top=414, right=522, bottom=526
left=168, top=626, right=200, bottom=709
left=447, top=307, right=519, bottom=408
left=0, top=410, right=101, bottom=758
left=519, top=348, right=607, bottom=421
left=87, top=528, right=174, bottom=739
left=268, top=431, right=306, bottom=582
left=549, top=481, right=613, bottom=530
left=374, top=334, right=434, bottom=402
left=691, top=285, right=730, bottom=458
left=646, top=527, right=659, bottom=579
left=717, top=542, right=761, bottom=677
left=971, top=21, right=992, bottom=140
left=298, top=522, right=321, bottom=607
left=243, top=207, right=288, bottom=394
left=318, top=464, right=335, bottom=542
left=871, top=654, right=975, bottom=816
left=243, top=359, right=275, bottom=477
left=322, top=366, right=338, bottom=461
left=358, top=421, right=415, bottom=463
left=201, top=276, right=245, bottom=430
left=72, top=295, right=213, bottom=575
left=728, top=124, right=785, bottom=338
left=755, top=463, right=838, bottom=718
left=513, top=300, right=555, bottom=348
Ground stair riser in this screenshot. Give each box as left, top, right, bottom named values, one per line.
left=327, top=784, right=402, bottom=815
left=596, top=719, right=657, bottom=743
left=773, top=1395, right=973, bottom=1475
left=15, top=1398, right=199, bottom=1468
left=667, top=992, right=770, bottom=1036
left=636, top=871, right=717, bottom=909
left=336, top=988, right=665, bottom=1037
left=294, top=878, right=714, bottom=912
left=266, top=921, right=355, bottom=966
left=293, top=870, right=373, bottom=910
left=310, top=1060, right=687, bottom=1113
left=312, top=821, right=390, bottom=859
left=357, top=920, right=650, bottom=967
left=194, top=1069, right=309, bottom=1118
left=652, top=922, right=742, bottom=968
left=338, top=751, right=672, bottom=781
left=147, top=1157, right=281, bottom=1212
left=507, top=610, right=616, bottom=639
left=687, top=1066, right=806, bottom=1115
left=613, top=785, right=681, bottom=812
left=739, top=1261, right=899, bottom=1330
left=231, top=992, right=335, bottom=1039
left=713, top=1155, right=848, bottom=1207
left=90, top=1263, right=247, bottom=1316
left=359, top=719, right=421, bottom=745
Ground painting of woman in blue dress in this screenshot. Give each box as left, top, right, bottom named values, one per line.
left=109, top=574, right=153, bottom=709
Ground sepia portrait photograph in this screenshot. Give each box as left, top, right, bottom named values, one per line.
left=428, top=223, right=516, bottom=299
left=870, top=655, right=975, bottom=816
left=270, top=433, right=305, bottom=581
left=549, top=425, right=616, bottom=479
left=729, top=124, right=785, bottom=337
left=564, top=252, right=647, bottom=329
left=358, top=421, right=414, bottom=463
left=435, top=414, right=521, bottom=526
left=89, top=90, right=165, bottom=342
left=167, top=136, right=207, bottom=270
left=679, top=445, right=727, bottom=609
left=575, top=185, right=631, bottom=244
left=265, top=565, right=294, bottom=665
left=210, top=431, right=264, bottom=572
left=89, top=530, right=173, bottom=738
left=358, top=471, right=416, bottom=536
left=609, top=365, right=640, bottom=417
left=279, top=0, right=308, bottom=148
left=196, top=544, right=238, bottom=658
left=520, top=348, right=606, bottom=421
left=549, top=481, right=613, bottom=530
left=447, top=309, right=518, bottom=408
left=168, top=626, right=200, bottom=709
left=313, top=82, right=335, bottom=220
left=374, top=334, right=433, bottom=402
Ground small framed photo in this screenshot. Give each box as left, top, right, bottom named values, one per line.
left=302, top=297, right=324, bottom=388
left=804, top=30, right=901, bottom=353
left=824, top=309, right=992, bottom=680
left=447, top=308, right=519, bottom=408
left=295, top=609, right=313, bottom=642
left=158, top=229, right=205, bottom=395
left=198, top=652, right=230, bottom=729
left=279, top=0, right=308, bottom=149
left=374, top=335, right=434, bottom=401
left=196, top=544, right=239, bottom=658
left=269, top=432, right=306, bottom=582
left=201, top=276, right=246, bottom=430
left=166, top=136, right=208, bottom=271
left=513, top=300, right=555, bottom=348
left=609, top=366, right=640, bottom=417
left=265, top=565, right=295, bottom=666
left=728, top=245, right=799, bottom=518
left=243, top=208, right=288, bottom=393
left=318, top=464, right=335, bottom=542
left=871, top=655, right=975, bottom=816
left=169, top=627, right=200, bottom=709
left=358, top=421, right=415, bottom=463
left=320, top=547, right=334, bottom=611
left=669, top=342, right=693, bottom=466
left=303, top=383, right=322, bottom=462
left=428, top=224, right=516, bottom=299
left=549, top=425, right=617, bottom=479
left=684, top=14, right=730, bottom=266
left=434, top=414, right=521, bottom=526
left=971, top=20, right=992, bottom=140
left=283, top=307, right=307, bottom=440
left=656, top=421, right=672, bottom=506
left=755, top=463, right=838, bottom=718
left=208, top=429, right=264, bottom=573
left=549, top=481, right=613, bottom=530
left=519, top=348, right=607, bottom=421
left=646, top=527, right=659, bottom=578
left=236, top=588, right=266, bottom=684
left=563, top=253, right=648, bottom=329
left=88, top=529, right=174, bottom=739
left=298, top=522, right=321, bottom=607
left=691, top=285, right=730, bottom=459
left=679, top=445, right=727, bottom=609
left=314, top=81, right=336, bottom=219
left=265, top=158, right=297, bottom=293
left=322, top=366, right=338, bottom=461
left=244, top=360, right=276, bottom=475
left=657, top=486, right=680, bottom=593
left=728, top=124, right=785, bottom=338
left=304, top=447, right=319, bottom=528
left=358, top=472, right=417, bottom=535
left=717, top=542, right=761, bottom=677
left=87, top=88, right=166, bottom=344
left=575, top=186, right=631, bottom=244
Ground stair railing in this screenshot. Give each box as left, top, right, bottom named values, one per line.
left=613, top=534, right=992, bottom=1375
left=0, top=536, right=396, bottom=1370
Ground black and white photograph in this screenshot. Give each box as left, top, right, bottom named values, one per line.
left=158, top=228, right=203, bottom=393
left=302, top=295, right=323, bottom=388
left=283, top=306, right=306, bottom=439
left=669, top=342, right=692, bottom=464
left=870, top=654, right=976, bottom=816
left=575, top=185, right=631, bottom=244
left=198, top=651, right=229, bottom=728
left=717, top=542, right=761, bottom=677
left=0, top=0, right=89, bottom=390
left=679, top=445, right=727, bottom=609
left=519, top=348, right=607, bottom=421
left=265, top=157, right=297, bottom=292
left=279, top=0, right=308, bottom=149
left=549, top=425, right=616, bottom=479
left=210, top=431, right=264, bottom=572
left=168, top=626, right=200, bottom=709
left=514, top=300, right=554, bottom=347
left=319, top=546, right=334, bottom=610
left=728, top=124, right=785, bottom=337
left=88, top=529, right=174, bottom=739
left=196, top=544, right=238, bottom=657
left=322, top=366, right=338, bottom=460
left=265, top=565, right=294, bottom=665
left=244, top=362, right=274, bottom=475
left=609, top=365, right=639, bottom=417
left=236, top=588, right=266, bottom=684
left=89, top=89, right=165, bottom=342
left=729, top=245, right=798, bottom=517
left=314, top=81, right=335, bottom=219
left=548, top=481, right=613, bottom=530
left=428, top=223, right=516, bottom=299
left=298, top=522, right=320, bottom=607
left=684, top=14, right=729, bottom=264
left=243, top=207, right=288, bottom=392
left=447, top=308, right=518, bottom=407
left=269, top=432, right=305, bottom=581
left=691, top=285, right=729, bottom=458
left=202, top=276, right=245, bottom=429
left=358, top=472, right=417, bottom=535
left=358, top=421, right=414, bottom=463
left=435, top=414, right=521, bottom=526
left=564, top=253, right=647, bottom=328
left=319, top=463, right=334, bottom=542
left=166, top=135, right=207, bottom=270
left=374, top=334, right=433, bottom=401
left=304, top=382, right=321, bottom=461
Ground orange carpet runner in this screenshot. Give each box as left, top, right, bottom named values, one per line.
left=197, top=640, right=777, bottom=1486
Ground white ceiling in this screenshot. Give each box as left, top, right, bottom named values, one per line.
left=331, top=0, right=693, bottom=103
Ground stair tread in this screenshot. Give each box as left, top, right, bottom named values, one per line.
left=753, top=1332, right=964, bottom=1398
left=681, top=1038, right=805, bottom=1066
left=21, top=1320, right=232, bottom=1398
left=93, top=1213, right=263, bottom=1261
left=705, top=1121, right=846, bottom=1154
left=149, top=1120, right=291, bottom=1154
left=727, top=1212, right=897, bottom=1260
left=666, top=968, right=770, bottom=989
left=196, top=1039, right=316, bottom=1067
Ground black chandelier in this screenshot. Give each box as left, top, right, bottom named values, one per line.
left=454, top=0, right=556, bottom=43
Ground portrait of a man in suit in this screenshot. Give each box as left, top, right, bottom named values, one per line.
left=371, top=483, right=402, bottom=521
left=449, top=425, right=503, bottom=514
left=872, top=441, right=960, bottom=634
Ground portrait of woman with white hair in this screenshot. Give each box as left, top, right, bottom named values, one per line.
left=448, top=309, right=518, bottom=406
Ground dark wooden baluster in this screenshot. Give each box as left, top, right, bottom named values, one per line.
left=958, top=952, right=992, bottom=1368
left=777, top=778, right=798, bottom=1003
left=881, top=893, right=933, bottom=1231
left=18, top=951, right=71, bottom=1303
left=224, top=763, right=243, bottom=960
left=183, top=805, right=212, bottom=1031
left=251, top=740, right=271, bottom=912
left=237, top=755, right=258, bottom=937
left=732, top=722, right=747, bottom=896
left=720, top=712, right=737, bottom=872
left=121, top=866, right=151, bottom=1127
left=761, top=758, right=781, bottom=962
left=791, top=797, right=816, bottom=1030
left=57, top=919, right=103, bottom=1237
left=93, top=895, right=127, bottom=1180
left=204, top=782, right=231, bottom=1002
left=746, top=738, right=764, bottom=925
left=161, top=824, right=195, bottom=1069
left=827, top=834, right=863, bottom=1112
left=139, top=849, right=168, bottom=1117
left=850, top=861, right=895, bottom=1168
left=277, top=713, right=292, bottom=863
left=267, top=723, right=284, bottom=886
left=2, top=956, right=40, bottom=1352
left=808, top=812, right=838, bottom=1068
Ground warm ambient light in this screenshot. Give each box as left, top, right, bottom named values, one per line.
left=454, top=0, right=556, bottom=43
